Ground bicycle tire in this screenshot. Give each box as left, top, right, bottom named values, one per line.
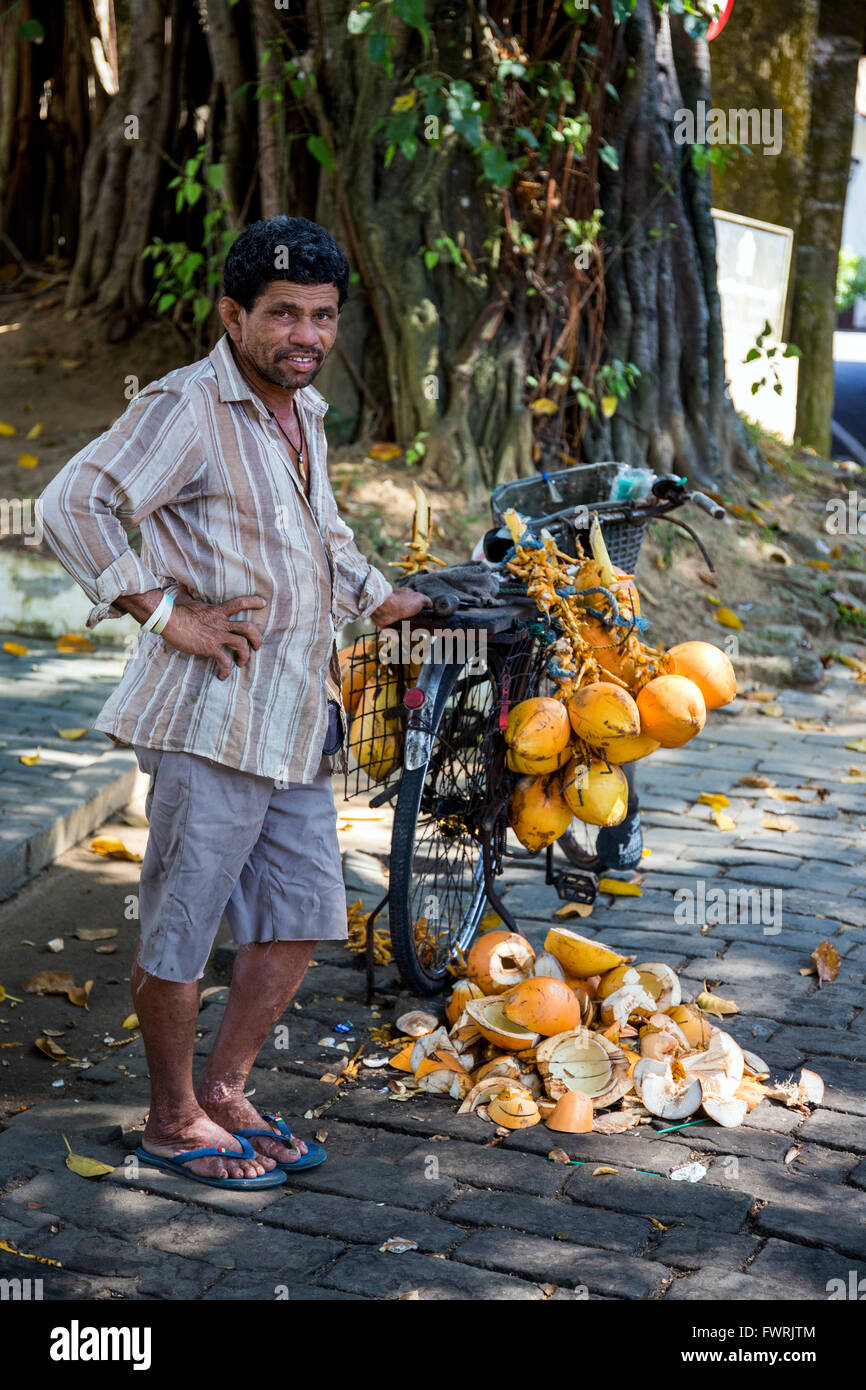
left=389, top=657, right=495, bottom=995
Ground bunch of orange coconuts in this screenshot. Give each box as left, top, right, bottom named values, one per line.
left=387, top=926, right=793, bottom=1135
left=506, top=638, right=736, bottom=852
left=338, top=634, right=422, bottom=783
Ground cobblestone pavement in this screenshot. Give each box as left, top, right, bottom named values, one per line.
left=0, top=638, right=140, bottom=896
left=1, top=668, right=865, bottom=1301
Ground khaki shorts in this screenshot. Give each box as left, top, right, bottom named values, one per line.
left=132, top=741, right=348, bottom=982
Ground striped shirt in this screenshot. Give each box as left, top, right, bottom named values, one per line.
left=38, top=334, right=393, bottom=782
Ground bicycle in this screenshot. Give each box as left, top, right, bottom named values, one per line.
left=341, top=465, right=725, bottom=997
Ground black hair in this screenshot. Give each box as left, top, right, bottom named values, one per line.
left=223, top=216, right=350, bottom=312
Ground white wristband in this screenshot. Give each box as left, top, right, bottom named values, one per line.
left=139, top=591, right=175, bottom=635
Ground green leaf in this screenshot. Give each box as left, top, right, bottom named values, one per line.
left=515, top=126, right=539, bottom=148
left=598, top=143, right=619, bottom=171
left=193, top=297, right=213, bottom=324
left=423, top=250, right=439, bottom=270
left=156, top=293, right=177, bottom=313
left=306, top=136, right=334, bottom=172
left=207, top=164, right=226, bottom=190
left=19, top=18, right=45, bottom=41
left=744, top=348, right=760, bottom=362
left=367, top=31, right=394, bottom=75
left=480, top=145, right=520, bottom=187
left=761, top=320, right=773, bottom=338
left=783, top=343, right=802, bottom=358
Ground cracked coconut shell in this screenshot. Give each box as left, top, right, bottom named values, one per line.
left=535, top=1027, right=633, bottom=1107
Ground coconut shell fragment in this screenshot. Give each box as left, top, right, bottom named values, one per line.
left=536, top=1027, right=633, bottom=1108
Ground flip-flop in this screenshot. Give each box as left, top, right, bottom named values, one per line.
left=133, top=1134, right=288, bottom=1189
left=233, top=1111, right=327, bottom=1171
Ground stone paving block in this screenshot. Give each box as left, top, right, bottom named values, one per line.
left=589, top=930, right=724, bottom=959
left=799, top=1056, right=866, bottom=1116
left=797, top=1107, right=866, bottom=1151
left=0, top=1249, right=139, bottom=1301
left=283, top=1154, right=456, bottom=1209
left=771, top=1025, right=866, bottom=1063
left=202, top=1273, right=368, bottom=1300
left=500, top=1123, right=684, bottom=1175
left=652, top=1120, right=793, bottom=1165
left=261, top=1191, right=469, bottom=1253
left=756, top=1186, right=866, bottom=1259
left=441, top=1188, right=650, bottom=1253
left=563, top=1165, right=752, bottom=1228
left=453, top=1229, right=670, bottom=1299
left=300, top=1118, right=420, bottom=1161
left=652, top=1226, right=761, bottom=1271
left=663, top=1268, right=811, bottom=1300
left=1, top=1168, right=186, bottom=1235
left=750, top=1237, right=866, bottom=1298
left=102, top=1164, right=287, bottom=1218
left=398, top=1139, right=568, bottom=1199
left=142, top=1211, right=339, bottom=1277
left=319, top=1245, right=547, bottom=1299
left=34, top=1224, right=218, bottom=1298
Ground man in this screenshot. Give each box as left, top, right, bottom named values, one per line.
left=39, top=217, right=431, bottom=1188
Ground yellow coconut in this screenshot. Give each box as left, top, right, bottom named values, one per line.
left=665, top=641, right=737, bottom=710
left=560, top=758, right=628, bottom=827
left=636, top=675, right=706, bottom=748
left=596, top=964, right=641, bottom=1001
left=339, top=636, right=381, bottom=715
left=502, top=977, right=583, bottom=1036
left=465, top=930, right=536, bottom=995
left=544, top=927, right=628, bottom=978
left=566, top=682, right=641, bottom=758
left=603, top=730, right=660, bottom=765
left=506, top=744, right=573, bottom=775
left=508, top=774, right=573, bottom=852
left=348, top=677, right=403, bottom=780
left=505, top=697, right=572, bottom=760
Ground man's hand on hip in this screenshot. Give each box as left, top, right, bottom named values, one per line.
left=369, top=587, right=433, bottom=629
left=161, top=585, right=266, bottom=680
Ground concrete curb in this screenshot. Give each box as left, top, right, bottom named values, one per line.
left=0, top=748, right=149, bottom=900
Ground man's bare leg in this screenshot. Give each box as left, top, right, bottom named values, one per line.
left=132, top=945, right=275, bottom=1180
left=195, top=940, right=316, bottom=1163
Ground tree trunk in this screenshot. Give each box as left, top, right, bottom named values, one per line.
left=583, top=2, right=762, bottom=487
left=790, top=1, right=866, bottom=453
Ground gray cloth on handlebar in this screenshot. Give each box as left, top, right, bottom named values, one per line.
left=395, top=562, right=504, bottom=607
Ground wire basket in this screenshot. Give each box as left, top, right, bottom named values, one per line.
left=491, top=461, right=653, bottom=573
left=340, top=630, right=410, bottom=802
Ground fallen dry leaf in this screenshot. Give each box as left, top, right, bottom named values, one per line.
left=784, top=1146, right=801, bottom=1166
left=738, top=775, right=775, bottom=788
left=647, top=1217, right=670, bottom=1231
left=695, top=987, right=739, bottom=1018
left=57, top=728, right=88, bottom=740
left=122, top=1013, right=139, bottom=1030
left=24, top=971, right=75, bottom=996
left=0, top=1240, right=61, bottom=1266
left=844, top=738, right=866, bottom=754
left=89, top=837, right=141, bottom=862
left=759, top=702, right=783, bottom=717
left=715, top=810, right=737, bottom=831
left=62, top=1134, right=115, bottom=1179
left=56, top=633, right=95, bottom=653
left=34, top=1036, right=67, bottom=1060
left=2, top=640, right=28, bottom=657
left=378, top=1237, right=418, bottom=1253
left=592, top=1165, right=619, bottom=1176
left=593, top=1111, right=642, bottom=1135
left=75, top=928, right=117, bottom=941
left=697, top=792, right=730, bottom=811
left=67, top=980, right=93, bottom=1008
left=811, top=940, right=840, bottom=985
left=762, top=814, right=798, bottom=833
left=19, top=749, right=41, bottom=765
left=548, top=1148, right=572, bottom=1164
left=766, top=788, right=804, bottom=802
left=697, top=570, right=717, bottom=587
left=714, top=607, right=743, bottom=630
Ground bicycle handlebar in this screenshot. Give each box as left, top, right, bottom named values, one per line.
left=690, top=490, right=726, bottom=520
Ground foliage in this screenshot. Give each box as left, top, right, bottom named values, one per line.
left=836, top=247, right=866, bottom=316
left=743, top=321, right=802, bottom=397
left=142, top=149, right=239, bottom=350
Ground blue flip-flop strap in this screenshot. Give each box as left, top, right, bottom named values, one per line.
left=262, top=1112, right=296, bottom=1142
left=165, top=1136, right=256, bottom=1165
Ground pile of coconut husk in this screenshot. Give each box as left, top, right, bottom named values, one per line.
left=385, top=928, right=823, bottom=1134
